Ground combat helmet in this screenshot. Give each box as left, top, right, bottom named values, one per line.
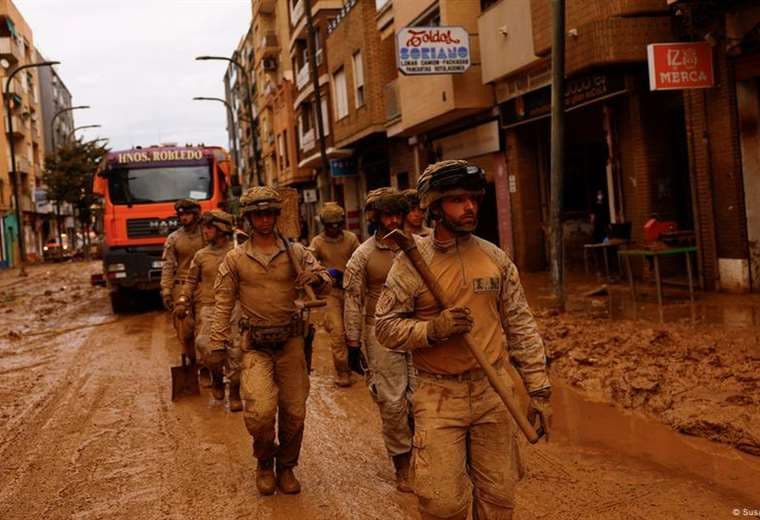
left=365, top=187, right=409, bottom=219
left=239, top=186, right=282, bottom=215
left=320, top=202, right=345, bottom=225
left=174, top=198, right=201, bottom=213
left=201, top=209, right=234, bottom=234
left=417, top=160, right=486, bottom=209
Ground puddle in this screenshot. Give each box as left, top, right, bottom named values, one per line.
left=552, top=382, right=760, bottom=502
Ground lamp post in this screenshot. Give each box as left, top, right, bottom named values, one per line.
left=51, top=105, right=90, bottom=151
left=196, top=55, right=262, bottom=186
left=193, top=96, right=241, bottom=184
left=3, top=59, right=60, bottom=276
left=66, top=124, right=101, bottom=142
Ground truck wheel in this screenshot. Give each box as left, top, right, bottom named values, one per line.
left=110, top=290, right=130, bottom=314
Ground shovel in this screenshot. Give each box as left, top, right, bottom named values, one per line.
left=171, top=352, right=200, bottom=400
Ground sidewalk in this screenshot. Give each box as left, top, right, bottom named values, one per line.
left=522, top=270, right=760, bottom=456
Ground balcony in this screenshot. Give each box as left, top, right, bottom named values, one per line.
left=384, top=79, right=400, bottom=123
left=15, top=157, right=32, bottom=173
left=259, top=31, right=279, bottom=58
left=479, top=0, right=540, bottom=84
left=0, top=37, right=21, bottom=64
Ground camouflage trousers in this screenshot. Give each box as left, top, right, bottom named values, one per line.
left=240, top=336, right=310, bottom=468
left=411, top=363, right=522, bottom=520
left=171, top=286, right=194, bottom=356
left=365, top=323, right=415, bottom=457
left=322, top=289, right=349, bottom=374
left=194, top=304, right=241, bottom=383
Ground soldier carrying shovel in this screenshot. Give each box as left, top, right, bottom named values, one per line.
left=376, top=160, right=552, bottom=519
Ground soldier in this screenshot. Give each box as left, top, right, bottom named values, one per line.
left=376, top=160, right=552, bottom=520
left=208, top=186, right=331, bottom=496
left=309, top=202, right=360, bottom=387
left=174, top=210, right=242, bottom=412
left=343, top=187, right=415, bottom=493
left=161, top=199, right=205, bottom=369
left=402, top=189, right=433, bottom=237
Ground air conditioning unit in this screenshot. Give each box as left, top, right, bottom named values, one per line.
left=263, top=58, right=278, bottom=71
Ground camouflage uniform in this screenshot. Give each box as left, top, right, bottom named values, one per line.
left=344, top=234, right=415, bottom=459
left=376, top=161, right=551, bottom=519
left=309, top=203, right=360, bottom=383
left=209, top=187, right=331, bottom=493
left=161, top=200, right=204, bottom=352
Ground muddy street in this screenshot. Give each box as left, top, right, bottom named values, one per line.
left=0, top=262, right=756, bottom=519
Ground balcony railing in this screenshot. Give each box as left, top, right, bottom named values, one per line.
left=384, top=79, right=400, bottom=122
left=291, top=0, right=305, bottom=26
left=5, top=115, right=25, bottom=138
left=296, top=63, right=310, bottom=90
left=259, top=31, right=280, bottom=57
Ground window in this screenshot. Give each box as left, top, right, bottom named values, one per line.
left=107, top=165, right=213, bottom=205
left=352, top=51, right=365, bottom=108
left=416, top=6, right=441, bottom=27
left=282, top=130, right=290, bottom=168
left=320, top=98, right=330, bottom=136
left=333, top=68, right=348, bottom=120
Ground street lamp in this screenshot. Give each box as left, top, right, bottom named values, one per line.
left=51, top=105, right=90, bottom=151
left=3, top=59, right=60, bottom=276
left=67, top=124, right=101, bottom=142
left=195, top=55, right=262, bottom=186
left=193, top=96, right=241, bottom=183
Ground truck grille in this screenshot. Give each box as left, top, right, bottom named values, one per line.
left=127, top=217, right=179, bottom=238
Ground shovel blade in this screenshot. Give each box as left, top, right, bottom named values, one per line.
left=171, top=358, right=200, bottom=400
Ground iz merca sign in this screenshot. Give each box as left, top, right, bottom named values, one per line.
left=647, top=42, right=715, bottom=91
left=397, top=26, right=471, bottom=76
left=115, top=149, right=205, bottom=164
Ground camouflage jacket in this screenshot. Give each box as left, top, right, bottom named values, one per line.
left=209, top=238, right=331, bottom=349
left=375, top=234, right=550, bottom=393
left=342, top=234, right=398, bottom=344
left=179, top=242, right=233, bottom=307
left=160, top=225, right=204, bottom=294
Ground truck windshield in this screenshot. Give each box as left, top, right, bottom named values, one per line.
left=107, top=165, right=213, bottom=205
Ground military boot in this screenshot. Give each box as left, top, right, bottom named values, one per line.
left=276, top=466, right=302, bottom=494
left=228, top=383, right=243, bottom=412
left=256, top=459, right=276, bottom=496
left=392, top=452, right=413, bottom=493
left=211, top=371, right=225, bottom=401
left=334, top=370, right=353, bottom=388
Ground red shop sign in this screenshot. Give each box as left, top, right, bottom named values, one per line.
left=647, top=42, right=715, bottom=91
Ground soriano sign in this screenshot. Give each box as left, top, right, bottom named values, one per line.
left=397, top=26, right=471, bottom=76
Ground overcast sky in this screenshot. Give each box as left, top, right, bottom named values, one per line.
left=15, top=0, right=251, bottom=151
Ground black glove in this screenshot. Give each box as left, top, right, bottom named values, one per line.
left=348, top=346, right=368, bottom=376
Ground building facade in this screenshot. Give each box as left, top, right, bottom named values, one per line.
left=0, top=0, right=47, bottom=267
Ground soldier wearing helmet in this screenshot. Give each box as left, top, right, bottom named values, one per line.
left=161, top=198, right=205, bottom=363
left=209, top=186, right=331, bottom=496
left=343, top=187, right=415, bottom=493
left=174, top=210, right=242, bottom=412
left=308, top=202, right=360, bottom=387
left=376, top=160, right=552, bottom=519
left=402, top=189, right=432, bottom=237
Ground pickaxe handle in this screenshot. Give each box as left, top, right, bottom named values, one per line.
left=278, top=230, right=327, bottom=309
left=385, top=229, right=541, bottom=444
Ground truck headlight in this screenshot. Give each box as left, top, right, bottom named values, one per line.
left=107, top=263, right=126, bottom=272
left=151, top=260, right=164, bottom=269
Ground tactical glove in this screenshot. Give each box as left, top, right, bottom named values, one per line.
left=162, top=290, right=174, bottom=311
left=347, top=345, right=368, bottom=376
left=426, top=306, right=473, bottom=343
left=527, top=391, right=553, bottom=442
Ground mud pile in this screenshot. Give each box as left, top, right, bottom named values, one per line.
left=537, top=309, right=760, bottom=455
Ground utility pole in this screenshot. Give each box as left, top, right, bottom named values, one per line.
left=550, top=0, right=566, bottom=311
left=303, top=0, right=331, bottom=181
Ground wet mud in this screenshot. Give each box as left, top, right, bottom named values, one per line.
left=0, top=262, right=756, bottom=519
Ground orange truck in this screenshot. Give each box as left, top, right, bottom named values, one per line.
left=92, top=145, right=233, bottom=312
